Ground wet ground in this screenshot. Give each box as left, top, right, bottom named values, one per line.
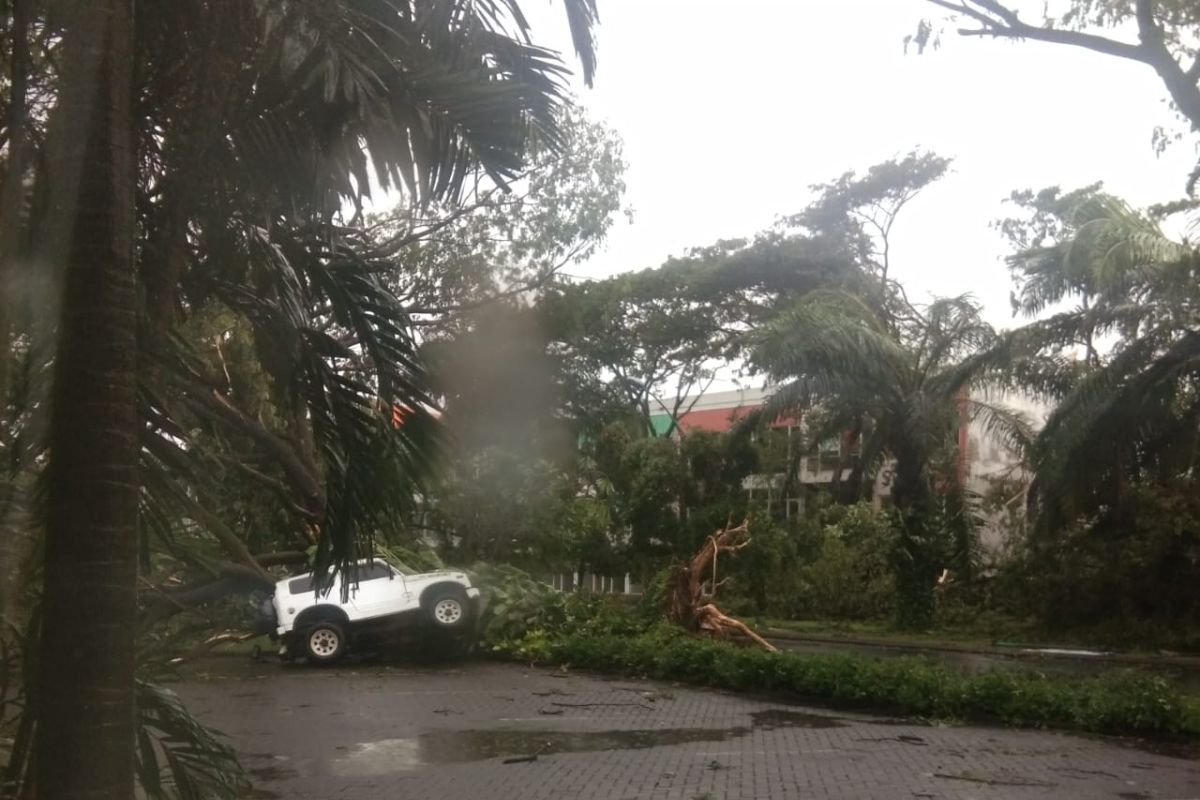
left=175, top=656, right=1200, bottom=800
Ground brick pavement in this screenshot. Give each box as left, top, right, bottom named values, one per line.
left=175, top=658, right=1200, bottom=800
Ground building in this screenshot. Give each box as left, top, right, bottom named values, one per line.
left=648, top=386, right=894, bottom=516
left=649, top=386, right=1033, bottom=547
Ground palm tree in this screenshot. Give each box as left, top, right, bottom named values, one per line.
left=751, top=290, right=1032, bottom=627
left=32, top=3, right=139, bottom=799
left=3, top=2, right=603, bottom=798
left=999, top=191, right=1200, bottom=534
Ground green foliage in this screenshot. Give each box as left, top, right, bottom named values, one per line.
left=387, top=109, right=630, bottom=338
left=737, top=501, right=896, bottom=622
left=997, top=188, right=1200, bottom=537
left=786, top=150, right=951, bottom=293
left=990, top=484, right=1200, bottom=647
left=531, top=631, right=1200, bottom=737
left=540, top=270, right=728, bottom=438
left=797, top=504, right=896, bottom=620
left=431, top=451, right=572, bottom=569
left=471, top=561, right=650, bottom=658
left=471, top=563, right=566, bottom=652
left=134, top=682, right=249, bottom=800
left=751, top=288, right=1012, bottom=628
left=376, top=544, right=444, bottom=574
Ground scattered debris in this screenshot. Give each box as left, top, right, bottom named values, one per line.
left=537, top=708, right=565, bottom=716
left=501, top=742, right=550, bottom=764
left=1051, top=765, right=1119, bottom=779
left=613, top=687, right=668, bottom=702
left=432, top=708, right=462, bottom=716
left=932, top=771, right=1055, bottom=788
left=550, top=700, right=654, bottom=710
left=855, top=734, right=928, bottom=746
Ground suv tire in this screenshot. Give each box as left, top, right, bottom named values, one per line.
left=303, top=621, right=346, bottom=663
left=426, top=589, right=469, bottom=630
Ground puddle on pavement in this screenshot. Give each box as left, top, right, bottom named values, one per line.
left=331, top=727, right=751, bottom=775
left=748, top=709, right=843, bottom=730
left=329, top=708, right=846, bottom=776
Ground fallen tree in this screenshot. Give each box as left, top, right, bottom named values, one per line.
left=138, top=551, right=309, bottom=628
left=666, top=518, right=777, bottom=652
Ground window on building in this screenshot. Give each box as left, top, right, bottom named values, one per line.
left=785, top=496, right=804, bottom=519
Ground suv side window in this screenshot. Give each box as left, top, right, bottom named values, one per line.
left=288, top=575, right=315, bottom=594
left=359, top=562, right=394, bottom=582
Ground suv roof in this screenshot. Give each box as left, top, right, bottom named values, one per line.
left=280, top=558, right=394, bottom=595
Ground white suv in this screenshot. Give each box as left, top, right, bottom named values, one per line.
left=269, top=558, right=481, bottom=663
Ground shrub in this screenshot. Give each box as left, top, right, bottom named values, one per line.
left=524, top=631, right=1199, bottom=738
left=470, top=562, right=565, bottom=651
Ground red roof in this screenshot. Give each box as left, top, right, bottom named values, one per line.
left=675, top=405, right=795, bottom=434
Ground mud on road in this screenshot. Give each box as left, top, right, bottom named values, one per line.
left=174, top=656, right=1200, bottom=800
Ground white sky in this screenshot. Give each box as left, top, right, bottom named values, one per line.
left=528, top=0, right=1198, bottom=332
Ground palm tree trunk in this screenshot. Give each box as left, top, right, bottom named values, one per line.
left=33, top=2, right=138, bottom=799
left=890, top=444, right=938, bottom=630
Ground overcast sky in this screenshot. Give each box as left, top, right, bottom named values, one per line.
left=526, top=0, right=1198, bottom=331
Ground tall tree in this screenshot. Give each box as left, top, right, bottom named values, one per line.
left=751, top=291, right=1031, bottom=627
left=542, top=269, right=725, bottom=437
left=0, top=2, right=603, bottom=797
left=997, top=188, right=1200, bottom=532
left=381, top=108, right=630, bottom=338
left=33, top=2, right=138, bottom=798
left=923, top=1, right=1200, bottom=186
left=542, top=228, right=859, bottom=438
left=785, top=150, right=951, bottom=320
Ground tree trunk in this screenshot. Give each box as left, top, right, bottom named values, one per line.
left=889, top=443, right=939, bottom=630
left=33, top=2, right=138, bottom=799
left=666, top=519, right=777, bottom=651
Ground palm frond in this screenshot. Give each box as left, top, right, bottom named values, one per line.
left=561, top=0, right=599, bottom=86
left=967, top=398, right=1035, bottom=461
left=135, top=681, right=249, bottom=800
left=249, top=0, right=574, bottom=208
left=752, top=290, right=911, bottom=398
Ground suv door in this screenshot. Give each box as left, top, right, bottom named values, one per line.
left=348, top=561, right=409, bottom=619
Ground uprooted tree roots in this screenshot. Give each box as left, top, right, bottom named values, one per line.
left=666, top=518, right=777, bottom=652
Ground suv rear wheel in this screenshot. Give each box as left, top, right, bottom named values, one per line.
left=304, top=621, right=346, bottom=663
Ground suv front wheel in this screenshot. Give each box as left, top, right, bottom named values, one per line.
left=426, top=589, right=468, bottom=630
left=304, top=621, right=346, bottom=663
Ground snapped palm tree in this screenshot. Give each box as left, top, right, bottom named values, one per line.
left=751, top=291, right=1032, bottom=627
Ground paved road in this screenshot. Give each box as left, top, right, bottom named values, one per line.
left=175, top=657, right=1200, bottom=800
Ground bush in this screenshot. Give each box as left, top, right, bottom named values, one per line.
left=471, top=563, right=646, bottom=658
left=781, top=502, right=896, bottom=620
left=470, top=562, right=565, bottom=652
left=986, top=483, right=1200, bottom=649
left=517, top=630, right=1200, bottom=738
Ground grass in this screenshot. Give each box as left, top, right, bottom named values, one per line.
left=757, top=616, right=1196, bottom=656
left=760, top=618, right=1015, bottom=650
left=499, top=627, right=1200, bottom=739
